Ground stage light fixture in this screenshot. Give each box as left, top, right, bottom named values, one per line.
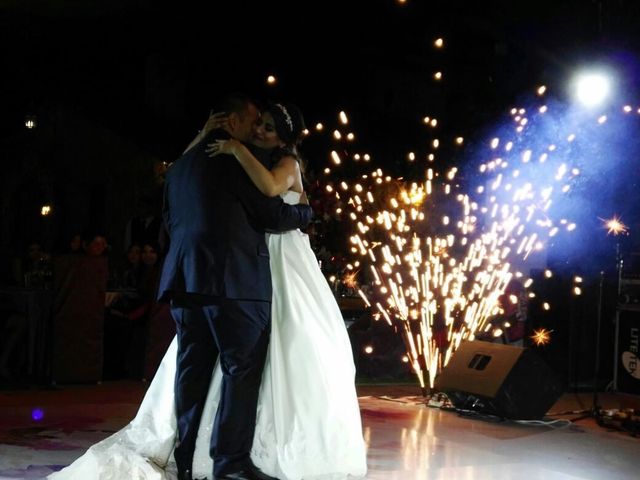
left=573, top=71, right=612, bottom=107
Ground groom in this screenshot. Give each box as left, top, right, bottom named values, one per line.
left=158, top=93, right=313, bottom=480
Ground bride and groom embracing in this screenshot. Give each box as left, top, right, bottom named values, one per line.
left=49, top=94, right=367, bottom=480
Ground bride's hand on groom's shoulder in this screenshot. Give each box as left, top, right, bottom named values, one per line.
left=206, top=138, right=240, bottom=158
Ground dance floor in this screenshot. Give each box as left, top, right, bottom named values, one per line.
left=0, top=382, right=638, bottom=479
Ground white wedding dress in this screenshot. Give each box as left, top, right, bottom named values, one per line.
left=49, top=191, right=367, bottom=480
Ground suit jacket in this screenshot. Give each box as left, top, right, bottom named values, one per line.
left=157, top=130, right=313, bottom=303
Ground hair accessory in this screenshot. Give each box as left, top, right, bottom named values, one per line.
left=274, top=103, right=293, bottom=132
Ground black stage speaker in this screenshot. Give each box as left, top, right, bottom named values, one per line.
left=435, top=340, right=564, bottom=420
left=614, top=307, right=640, bottom=395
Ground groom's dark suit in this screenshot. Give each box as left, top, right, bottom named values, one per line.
left=158, top=130, right=313, bottom=478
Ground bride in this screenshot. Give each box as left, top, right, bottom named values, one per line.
left=49, top=102, right=367, bottom=480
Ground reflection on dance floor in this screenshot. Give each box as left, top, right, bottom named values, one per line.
left=0, top=383, right=637, bottom=479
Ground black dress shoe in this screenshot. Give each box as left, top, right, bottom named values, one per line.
left=177, top=470, right=192, bottom=480
left=215, top=465, right=278, bottom=480
left=214, top=472, right=251, bottom=480
left=178, top=470, right=207, bottom=480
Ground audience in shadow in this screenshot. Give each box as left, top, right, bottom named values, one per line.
left=103, top=242, right=172, bottom=381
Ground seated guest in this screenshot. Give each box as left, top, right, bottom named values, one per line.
left=138, top=243, right=160, bottom=296
left=122, top=244, right=142, bottom=289
left=103, top=242, right=161, bottom=380
left=85, top=233, right=121, bottom=288
left=127, top=243, right=161, bottom=379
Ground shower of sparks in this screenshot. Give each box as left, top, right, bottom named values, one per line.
left=314, top=92, right=604, bottom=390
left=312, top=65, right=640, bottom=390
left=326, top=97, right=577, bottom=387
left=600, top=215, right=629, bottom=236
left=530, top=328, right=553, bottom=346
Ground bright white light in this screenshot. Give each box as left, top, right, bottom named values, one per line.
left=574, top=72, right=611, bottom=107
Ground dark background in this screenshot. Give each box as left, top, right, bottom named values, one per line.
left=4, top=0, right=640, bottom=156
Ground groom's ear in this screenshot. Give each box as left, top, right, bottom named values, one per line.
left=227, top=112, right=240, bottom=132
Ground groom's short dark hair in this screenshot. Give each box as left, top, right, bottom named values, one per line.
left=219, top=93, right=257, bottom=119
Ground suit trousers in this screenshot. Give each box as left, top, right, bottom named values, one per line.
left=171, top=296, right=271, bottom=476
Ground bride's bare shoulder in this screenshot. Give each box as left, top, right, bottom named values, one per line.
left=273, top=154, right=299, bottom=171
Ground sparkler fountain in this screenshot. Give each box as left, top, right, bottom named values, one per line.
left=310, top=46, right=640, bottom=397
left=317, top=96, right=590, bottom=394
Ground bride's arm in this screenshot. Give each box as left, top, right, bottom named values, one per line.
left=183, top=112, right=228, bottom=154
left=207, top=139, right=298, bottom=197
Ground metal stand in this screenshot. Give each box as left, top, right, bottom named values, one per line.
left=574, top=242, right=625, bottom=421
left=613, top=256, right=623, bottom=392
left=573, top=271, right=605, bottom=422
left=591, top=271, right=605, bottom=413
